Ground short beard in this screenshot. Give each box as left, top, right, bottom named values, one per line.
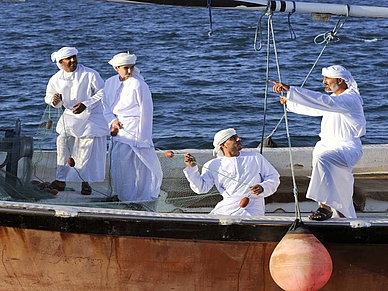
left=324, top=87, right=332, bottom=93
left=324, top=82, right=339, bottom=93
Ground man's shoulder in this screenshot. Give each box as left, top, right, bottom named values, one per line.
left=239, top=151, right=261, bottom=157
left=78, top=64, right=101, bottom=76
left=342, top=88, right=361, bottom=97
left=205, top=157, right=222, bottom=167
left=130, top=75, right=147, bottom=86
left=105, top=75, right=118, bottom=83
left=49, top=70, right=62, bottom=80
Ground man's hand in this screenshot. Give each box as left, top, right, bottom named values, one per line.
left=52, top=93, right=62, bottom=106
left=72, top=103, right=86, bottom=114
left=269, top=80, right=290, bottom=93
left=110, top=119, right=123, bottom=136
left=269, top=80, right=289, bottom=105
left=249, top=184, right=264, bottom=195
left=184, top=153, right=197, bottom=168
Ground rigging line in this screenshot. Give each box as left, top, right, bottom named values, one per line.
left=254, top=12, right=266, bottom=51
left=269, top=13, right=301, bottom=220
left=283, top=104, right=301, bottom=219
left=259, top=13, right=273, bottom=154
left=287, top=0, right=297, bottom=40
left=313, top=6, right=349, bottom=46
left=207, top=0, right=213, bottom=37
left=263, top=9, right=350, bottom=137
left=253, top=0, right=272, bottom=51
left=304, top=11, right=349, bottom=87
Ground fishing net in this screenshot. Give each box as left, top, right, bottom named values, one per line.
left=0, top=120, right=56, bottom=202
left=0, top=117, right=221, bottom=213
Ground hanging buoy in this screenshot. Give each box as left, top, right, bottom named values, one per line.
left=67, top=157, right=75, bottom=167
left=46, top=119, right=53, bottom=129
left=164, top=150, right=175, bottom=158
left=269, top=219, right=332, bottom=291
left=239, top=197, right=250, bottom=208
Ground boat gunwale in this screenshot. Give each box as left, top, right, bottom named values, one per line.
left=0, top=200, right=387, bottom=244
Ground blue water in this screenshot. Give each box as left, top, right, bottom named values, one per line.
left=1, top=0, right=388, bottom=150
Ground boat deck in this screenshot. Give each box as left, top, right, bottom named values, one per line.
left=27, top=173, right=388, bottom=221
left=2, top=146, right=388, bottom=220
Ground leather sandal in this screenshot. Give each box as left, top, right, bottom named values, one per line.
left=48, top=180, right=66, bottom=191
left=308, top=207, right=333, bottom=221
left=81, top=182, right=92, bottom=195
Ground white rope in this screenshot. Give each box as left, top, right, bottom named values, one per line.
left=255, top=8, right=303, bottom=220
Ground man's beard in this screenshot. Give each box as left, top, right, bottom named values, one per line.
left=324, top=82, right=339, bottom=93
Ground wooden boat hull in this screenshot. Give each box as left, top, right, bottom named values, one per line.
left=0, top=203, right=386, bottom=291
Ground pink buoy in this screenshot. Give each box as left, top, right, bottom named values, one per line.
left=269, top=219, right=333, bottom=291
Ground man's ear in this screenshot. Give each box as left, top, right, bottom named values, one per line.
left=337, top=78, right=345, bottom=85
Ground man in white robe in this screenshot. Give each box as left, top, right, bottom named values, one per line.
left=271, top=65, right=366, bottom=220
left=183, top=128, right=280, bottom=216
left=102, top=52, right=162, bottom=202
left=45, top=47, right=109, bottom=195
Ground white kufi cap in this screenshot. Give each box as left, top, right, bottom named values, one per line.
left=51, top=47, right=78, bottom=69
left=212, top=128, right=237, bottom=157
left=108, top=52, right=137, bottom=67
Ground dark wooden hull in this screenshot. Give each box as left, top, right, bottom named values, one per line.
left=0, top=203, right=387, bottom=290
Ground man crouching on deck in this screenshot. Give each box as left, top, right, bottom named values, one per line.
left=183, top=128, right=280, bottom=216
left=271, top=65, right=366, bottom=220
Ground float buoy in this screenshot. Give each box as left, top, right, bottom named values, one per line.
left=164, top=150, right=174, bottom=158
left=45, top=119, right=53, bottom=129
left=239, top=197, right=249, bottom=208
left=67, top=157, right=75, bottom=167
left=269, top=219, right=332, bottom=291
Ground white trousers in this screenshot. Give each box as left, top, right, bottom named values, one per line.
left=56, top=133, right=106, bottom=182
left=306, top=141, right=363, bottom=218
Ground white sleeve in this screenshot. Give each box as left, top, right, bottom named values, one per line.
left=257, top=155, right=280, bottom=198
left=183, top=165, right=215, bottom=194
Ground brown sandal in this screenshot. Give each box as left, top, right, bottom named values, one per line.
left=81, top=182, right=92, bottom=195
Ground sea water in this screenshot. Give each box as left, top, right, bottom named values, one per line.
left=1, top=0, right=388, bottom=150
